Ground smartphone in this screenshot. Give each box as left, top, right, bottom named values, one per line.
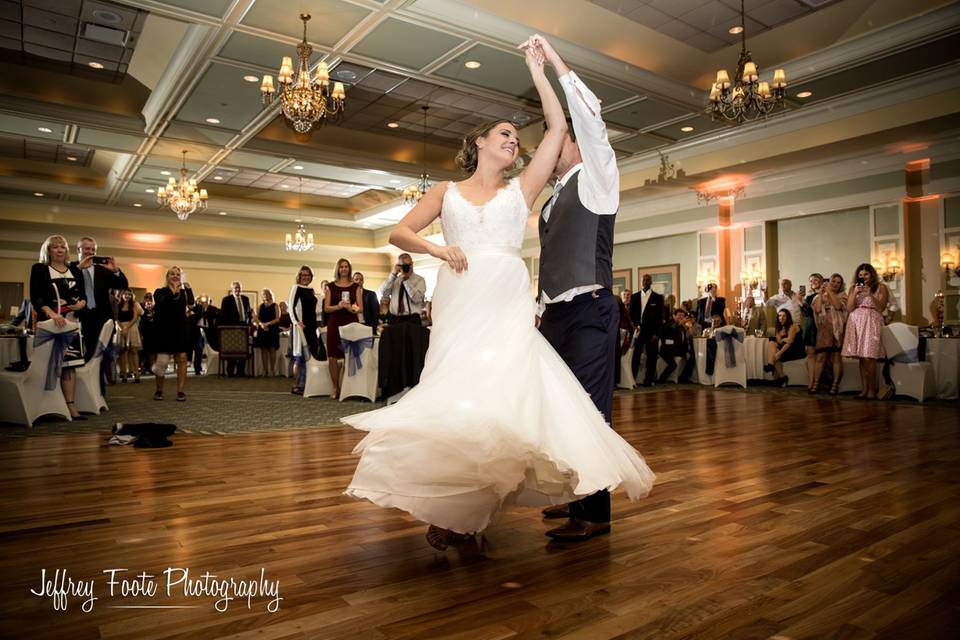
left=798, top=285, right=806, bottom=296
left=856, top=277, right=864, bottom=287
left=92, top=256, right=111, bottom=265
left=341, top=291, right=351, bottom=304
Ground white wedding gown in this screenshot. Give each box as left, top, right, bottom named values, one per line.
left=343, top=177, right=654, bottom=533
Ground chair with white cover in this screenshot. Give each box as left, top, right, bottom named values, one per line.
left=74, top=319, right=113, bottom=414
left=0, top=319, right=76, bottom=426
left=339, top=322, right=378, bottom=402
left=838, top=358, right=863, bottom=394
left=782, top=359, right=809, bottom=387
left=202, top=342, right=219, bottom=375
left=881, top=323, right=936, bottom=402
left=712, top=326, right=747, bottom=388
left=618, top=345, right=635, bottom=389
left=655, top=356, right=684, bottom=384
left=303, top=356, right=333, bottom=397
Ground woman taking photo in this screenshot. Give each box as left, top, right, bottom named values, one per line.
left=116, top=289, right=143, bottom=383
left=29, top=235, right=86, bottom=419
left=288, top=265, right=325, bottom=395
left=254, top=288, right=280, bottom=377
left=324, top=258, right=362, bottom=399
left=801, top=273, right=823, bottom=392
left=843, top=263, right=888, bottom=399
left=152, top=266, right=194, bottom=401
left=812, top=273, right=847, bottom=395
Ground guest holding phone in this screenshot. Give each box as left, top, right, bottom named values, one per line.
left=152, top=266, right=194, bottom=401
left=842, top=263, right=888, bottom=399
left=324, top=258, right=362, bottom=398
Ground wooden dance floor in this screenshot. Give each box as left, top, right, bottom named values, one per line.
left=1, top=388, right=958, bottom=639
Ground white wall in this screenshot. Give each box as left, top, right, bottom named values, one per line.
left=613, top=232, right=699, bottom=301
left=777, top=208, right=870, bottom=286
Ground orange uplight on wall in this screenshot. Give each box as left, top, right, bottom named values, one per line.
left=127, top=233, right=169, bottom=244
left=131, top=263, right=162, bottom=269
left=905, top=158, right=930, bottom=171
left=695, top=174, right=749, bottom=206
left=903, top=193, right=941, bottom=203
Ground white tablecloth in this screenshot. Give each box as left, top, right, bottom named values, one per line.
left=694, top=335, right=768, bottom=385
left=926, top=338, right=959, bottom=400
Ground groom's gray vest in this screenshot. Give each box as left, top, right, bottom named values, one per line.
left=538, top=170, right=616, bottom=300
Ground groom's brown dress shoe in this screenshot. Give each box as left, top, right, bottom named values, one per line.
left=545, top=518, right=610, bottom=542
left=541, top=504, right=569, bottom=519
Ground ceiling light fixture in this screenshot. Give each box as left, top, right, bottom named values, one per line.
left=260, top=13, right=346, bottom=134
left=66, top=155, right=78, bottom=161
left=218, top=211, right=227, bottom=215
left=243, top=75, right=259, bottom=83
left=403, top=105, right=431, bottom=205
left=157, top=149, right=208, bottom=221
left=728, top=25, right=744, bottom=34
left=387, top=122, right=399, bottom=128
left=37, top=127, right=52, bottom=133
left=160, top=170, right=171, bottom=176
left=796, top=91, right=813, bottom=98
left=286, top=177, right=314, bottom=252
left=33, top=192, right=44, bottom=197
left=205, top=117, right=220, bottom=124
left=145, top=188, right=155, bottom=193
left=133, top=203, right=142, bottom=207
left=464, top=60, right=481, bottom=69
left=680, top=126, right=694, bottom=132
left=213, top=176, right=223, bottom=180
left=88, top=61, right=104, bottom=69
left=709, top=0, right=787, bottom=124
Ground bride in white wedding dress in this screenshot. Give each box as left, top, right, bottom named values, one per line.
left=343, top=38, right=654, bottom=548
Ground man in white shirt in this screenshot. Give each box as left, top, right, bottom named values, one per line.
left=379, top=253, right=427, bottom=321
left=533, top=36, right=622, bottom=542
left=765, top=278, right=802, bottom=325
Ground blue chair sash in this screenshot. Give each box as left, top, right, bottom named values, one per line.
left=341, top=336, right=374, bottom=376
left=33, top=326, right=79, bottom=390
left=715, top=329, right=744, bottom=369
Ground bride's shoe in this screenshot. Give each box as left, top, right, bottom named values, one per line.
left=425, top=525, right=473, bottom=550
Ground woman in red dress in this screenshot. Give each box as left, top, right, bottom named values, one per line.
left=324, top=258, right=362, bottom=398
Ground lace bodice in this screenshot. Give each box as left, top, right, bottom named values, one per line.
left=440, top=178, right=528, bottom=249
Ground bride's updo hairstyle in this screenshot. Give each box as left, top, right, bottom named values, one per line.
left=455, top=118, right=524, bottom=175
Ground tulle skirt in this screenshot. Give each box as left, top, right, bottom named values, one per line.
left=343, top=246, right=655, bottom=533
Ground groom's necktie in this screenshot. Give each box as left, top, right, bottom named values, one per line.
left=544, top=180, right=563, bottom=220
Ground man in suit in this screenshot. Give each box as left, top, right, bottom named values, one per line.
left=353, top=272, right=380, bottom=333
left=190, top=295, right=220, bottom=375
left=695, top=283, right=727, bottom=332
left=219, top=281, right=252, bottom=377
left=73, top=236, right=128, bottom=392
left=534, top=36, right=623, bottom=542
left=630, top=273, right=665, bottom=386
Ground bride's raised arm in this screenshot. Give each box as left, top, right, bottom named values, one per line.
left=517, top=35, right=568, bottom=208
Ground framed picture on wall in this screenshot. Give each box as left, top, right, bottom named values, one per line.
left=637, top=264, right=680, bottom=302
left=612, top=269, right=632, bottom=296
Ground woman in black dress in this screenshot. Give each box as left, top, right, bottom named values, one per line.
left=152, top=266, right=195, bottom=401
left=29, top=235, right=86, bottom=419
left=288, top=265, right=325, bottom=395
left=254, top=288, right=280, bottom=377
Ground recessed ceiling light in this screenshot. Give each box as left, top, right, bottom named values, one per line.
left=145, top=188, right=155, bottom=193
left=389, top=179, right=402, bottom=184
left=335, top=69, right=357, bottom=81
left=213, top=176, right=223, bottom=180
left=205, top=117, right=221, bottom=124
left=66, top=155, right=78, bottom=161
left=294, top=218, right=302, bottom=223
left=796, top=91, right=813, bottom=98
left=88, top=61, right=104, bottom=69
left=464, top=60, right=481, bottom=69
left=280, top=184, right=290, bottom=188
left=33, top=192, right=44, bottom=197
left=37, top=127, right=52, bottom=133
left=133, top=203, right=142, bottom=207
left=680, top=126, right=694, bottom=132
left=243, top=75, right=259, bottom=83
left=293, top=165, right=304, bottom=170
left=218, top=211, right=227, bottom=215
left=728, top=25, right=744, bottom=35
left=387, top=122, right=399, bottom=128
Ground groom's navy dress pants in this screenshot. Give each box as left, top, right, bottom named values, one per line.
left=539, top=288, right=619, bottom=523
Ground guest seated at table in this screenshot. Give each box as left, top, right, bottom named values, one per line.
left=842, top=263, right=888, bottom=400
left=254, top=288, right=280, bottom=377
left=741, top=295, right=766, bottom=336
left=658, top=308, right=692, bottom=383
left=324, top=258, right=362, bottom=399
left=29, top=235, right=87, bottom=419
left=802, top=273, right=824, bottom=393
left=115, top=289, right=142, bottom=384
left=812, top=273, right=847, bottom=395
left=765, top=278, right=802, bottom=328
left=765, top=308, right=804, bottom=386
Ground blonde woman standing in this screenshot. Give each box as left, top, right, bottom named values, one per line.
left=116, top=289, right=143, bottom=383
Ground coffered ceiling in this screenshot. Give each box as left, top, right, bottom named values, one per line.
left=0, top=0, right=957, bottom=234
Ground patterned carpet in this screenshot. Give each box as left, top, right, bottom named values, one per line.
left=1, top=374, right=951, bottom=438
left=0, top=375, right=384, bottom=437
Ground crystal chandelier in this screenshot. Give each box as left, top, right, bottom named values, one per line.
left=157, top=150, right=207, bottom=221
left=260, top=14, right=346, bottom=134
left=403, top=105, right=431, bottom=205
left=708, top=0, right=787, bottom=124
left=285, top=178, right=314, bottom=252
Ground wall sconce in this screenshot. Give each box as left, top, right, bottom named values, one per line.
left=943, top=252, right=959, bottom=280
left=875, top=255, right=902, bottom=282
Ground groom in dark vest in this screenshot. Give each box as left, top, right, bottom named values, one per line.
left=535, top=37, right=621, bottom=542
